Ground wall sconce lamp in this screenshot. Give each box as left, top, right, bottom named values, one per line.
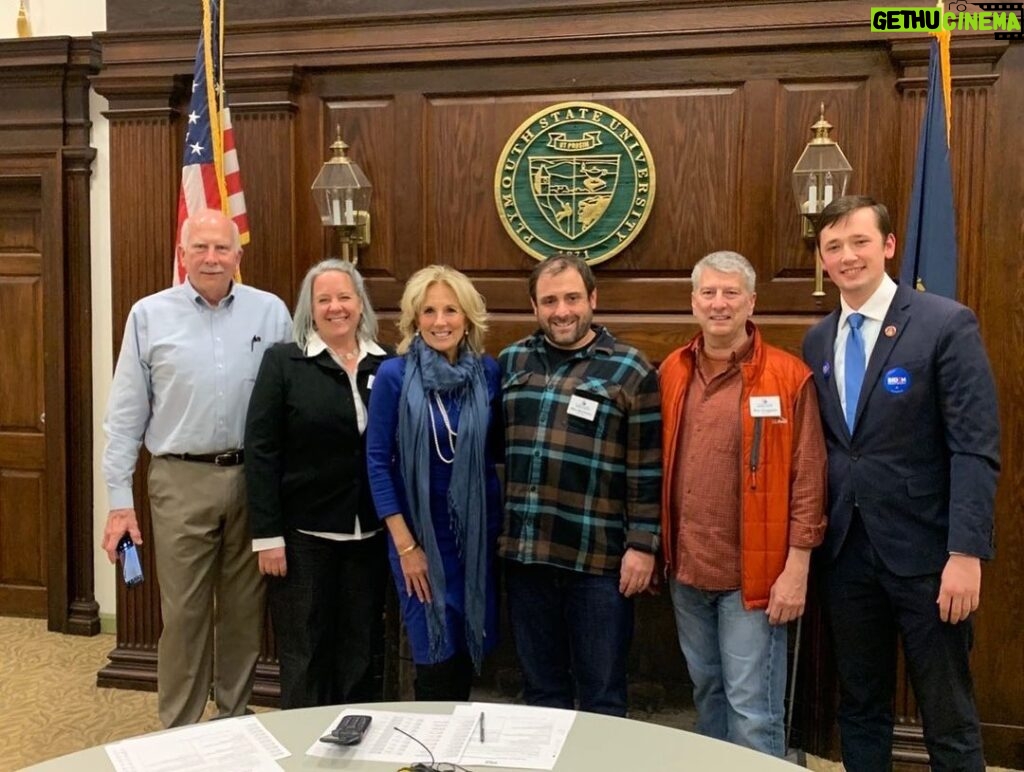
left=311, top=127, right=371, bottom=264
left=791, top=104, right=852, bottom=296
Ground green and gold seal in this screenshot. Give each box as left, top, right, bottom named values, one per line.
left=495, top=101, right=656, bottom=265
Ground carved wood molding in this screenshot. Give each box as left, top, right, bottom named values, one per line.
left=0, top=37, right=100, bottom=636
left=889, top=37, right=1008, bottom=90
left=95, top=1, right=964, bottom=108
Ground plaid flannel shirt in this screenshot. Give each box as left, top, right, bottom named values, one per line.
left=499, top=326, right=662, bottom=576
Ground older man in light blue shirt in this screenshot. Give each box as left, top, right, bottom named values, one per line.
left=101, top=208, right=291, bottom=727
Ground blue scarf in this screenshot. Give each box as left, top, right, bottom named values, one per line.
left=398, top=335, right=489, bottom=670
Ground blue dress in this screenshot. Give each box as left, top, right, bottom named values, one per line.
left=366, top=354, right=503, bottom=664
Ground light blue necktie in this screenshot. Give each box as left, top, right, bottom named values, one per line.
left=844, top=313, right=866, bottom=432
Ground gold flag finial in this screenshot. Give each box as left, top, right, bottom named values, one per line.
left=17, top=0, right=32, bottom=37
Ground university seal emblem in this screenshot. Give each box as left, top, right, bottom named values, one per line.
left=494, top=101, right=655, bottom=265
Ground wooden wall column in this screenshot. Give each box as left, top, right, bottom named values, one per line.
left=93, top=72, right=193, bottom=691
left=0, top=37, right=100, bottom=636
left=61, top=45, right=102, bottom=636
left=887, top=38, right=1013, bottom=768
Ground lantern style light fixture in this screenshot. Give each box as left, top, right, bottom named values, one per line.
left=311, top=127, right=371, bottom=264
left=791, top=104, right=852, bottom=295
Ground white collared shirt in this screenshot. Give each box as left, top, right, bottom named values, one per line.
left=254, top=332, right=387, bottom=549
left=304, top=331, right=387, bottom=435
left=833, top=273, right=898, bottom=417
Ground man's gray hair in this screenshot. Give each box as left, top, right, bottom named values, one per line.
left=691, top=251, right=757, bottom=294
left=292, top=259, right=378, bottom=348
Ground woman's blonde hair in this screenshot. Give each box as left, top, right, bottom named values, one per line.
left=397, top=265, right=488, bottom=354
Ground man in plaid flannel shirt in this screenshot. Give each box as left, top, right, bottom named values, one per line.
left=499, top=252, right=662, bottom=717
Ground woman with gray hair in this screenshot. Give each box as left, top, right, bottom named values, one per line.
left=245, top=258, right=392, bottom=708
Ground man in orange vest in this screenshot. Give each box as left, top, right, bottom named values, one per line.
left=659, top=250, right=827, bottom=757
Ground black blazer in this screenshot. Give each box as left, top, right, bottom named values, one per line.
left=803, top=282, right=1000, bottom=576
left=244, top=341, right=392, bottom=539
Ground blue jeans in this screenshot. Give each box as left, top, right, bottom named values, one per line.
left=670, top=581, right=787, bottom=757
left=505, top=560, right=633, bottom=716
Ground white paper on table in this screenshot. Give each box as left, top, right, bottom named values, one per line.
left=305, top=708, right=478, bottom=765
left=104, top=717, right=287, bottom=772
left=454, top=703, right=576, bottom=770
left=237, top=716, right=291, bottom=760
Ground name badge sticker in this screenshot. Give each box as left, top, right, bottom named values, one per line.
left=567, top=394, right=599, bottom=421
left=749, top=396, right=782, bottom=418
left=884, top=367, right=910, bottom=394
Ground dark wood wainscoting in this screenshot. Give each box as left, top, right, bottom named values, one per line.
left=93, top=3, right=1023, bottom=766
left=0, top=38, right=100, bottom=636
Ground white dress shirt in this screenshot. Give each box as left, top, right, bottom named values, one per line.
left=833, top=273, right=898, bottom=418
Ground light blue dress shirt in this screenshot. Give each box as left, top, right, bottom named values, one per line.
left=103, top=279, right=292, bottom=510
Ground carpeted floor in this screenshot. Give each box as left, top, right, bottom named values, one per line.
left=0, top=616, right=1017, bottom=771
left=0, top=616, right=160, bottom=770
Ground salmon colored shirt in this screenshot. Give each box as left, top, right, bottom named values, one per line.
left=672, top=337, right=825, bottom=590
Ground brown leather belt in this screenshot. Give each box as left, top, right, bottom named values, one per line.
left=164, top=450, right=244, bottom=466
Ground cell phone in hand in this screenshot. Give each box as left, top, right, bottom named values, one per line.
left=319, top=714, right=372, bottom=746
left=117, top=534, right=144, bottom=586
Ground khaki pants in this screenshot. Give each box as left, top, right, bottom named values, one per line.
left=148, top=456, right=264, bottom=727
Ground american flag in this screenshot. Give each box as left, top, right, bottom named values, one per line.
left=173, top=0, right=249, bottom=285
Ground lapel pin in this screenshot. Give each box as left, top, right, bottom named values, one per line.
left=822, top=362, right=831, bottom=377
left=884, top=325, right=897, bottom=338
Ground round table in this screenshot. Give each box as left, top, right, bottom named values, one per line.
left=25, top=701, right=799, bottom=771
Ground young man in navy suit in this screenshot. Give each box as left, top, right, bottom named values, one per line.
left=803, top=196, right=1000, bottom=772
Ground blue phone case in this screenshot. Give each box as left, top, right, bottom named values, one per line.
left=118, top=535, right=144, bottom=586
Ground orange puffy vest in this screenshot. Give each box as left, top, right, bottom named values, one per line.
left=660, top=326, right=813, bottom=609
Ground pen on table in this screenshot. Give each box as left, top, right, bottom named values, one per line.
left=479, top=711, right=485, bottom=743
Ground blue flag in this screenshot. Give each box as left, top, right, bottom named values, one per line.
left=900, top=37, right=957, bottom=298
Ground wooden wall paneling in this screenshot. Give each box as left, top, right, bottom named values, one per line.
left=775, top=81, right=867, bottom=273
left=973, top=41, right=1024, bottom=770
left=229, top=109, right=298, bottom=300
left=295, top=88, right=328, bottom=293
left=770, top=50, right=903, bottom=320
left=228, top=66, right=304, bottom=307
left=323, top=96, right=401, bottom=275
left=38, top=152, right=71, bottom=636
left=883, top=39, right=1017, bottom=767
left=97, top=96, right=184, bottom=690
left=418, top=86, right=747, bottom=325
left=320, top=93, right=407, bottom=350
left=111, top=0, right=848, bottom=31
left=598, top=89, right=745, bottom=275
left=890, top=38, right=1006, bottom=309
left=103, top=2, right=879, bottom=68
left=949, top=83, right=989, bottom=313
left=62, top=40, right=103, bottom=635
left=425, top=94, right=509, bottom=273
left=0, top=37, right=99, bottom=636
left=390, top=92, right=425, bottom=281
left=738, top=78, right=780, bottom=276
left=0, top=41, right=67, bottom=152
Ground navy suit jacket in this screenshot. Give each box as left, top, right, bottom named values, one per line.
left=803, top=282, right=1000, bottom=577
